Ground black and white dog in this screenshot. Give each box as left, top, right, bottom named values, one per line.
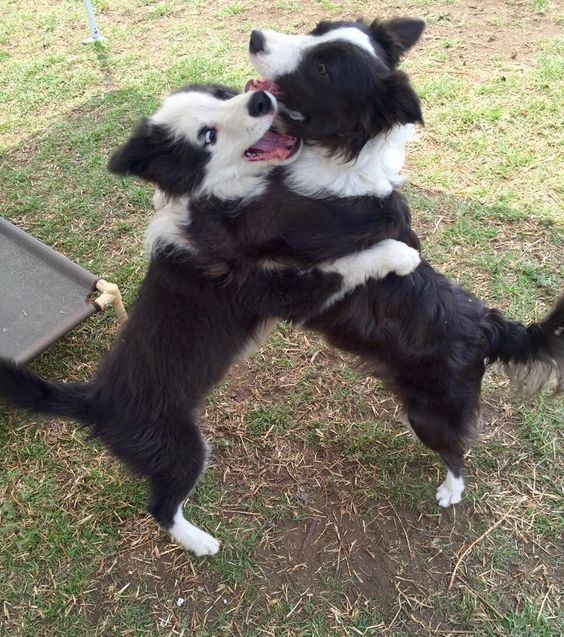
left=0, top=86, right=420, bottom=555
left=244, top=17, right=563, bottom=506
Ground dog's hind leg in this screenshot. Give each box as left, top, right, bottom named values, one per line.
left=147, top=436, right=220, bottom=556
left=149, top=478, right=220, bottom=556
left=435, top=454, right=464, bottom=507
left=404, top=396, right=479, bottom=508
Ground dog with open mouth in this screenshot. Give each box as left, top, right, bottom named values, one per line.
left=243, top=17, right=564, bottom=506
left=0, top=85, right=421, bottom=555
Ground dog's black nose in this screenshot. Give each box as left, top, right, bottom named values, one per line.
left=249, top=30, right=266, bottom=54
left=248, top=91, right=273, bottom=117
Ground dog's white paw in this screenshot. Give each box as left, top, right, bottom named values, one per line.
left=436, top=483, right=462, bottom=507
left=185, top=528, right=221, bottom=557
left=436, top=471, right=464, bottom=508
left=170, top=509, right=220, bottom=556
left=391, top=244, right=420, bottom=276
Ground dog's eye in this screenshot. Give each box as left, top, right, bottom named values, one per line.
left=203, top=128, right=217, bottom=146
left=316, top=61, right=328, bottom=77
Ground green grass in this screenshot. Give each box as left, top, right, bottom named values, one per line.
left=218, top=3, right=245, bottom=17
left=0, top=1, right=563, bottom=636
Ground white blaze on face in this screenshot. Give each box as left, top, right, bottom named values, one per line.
left=151, top=90, right=276, bottom=170
left=250, top=26, right=377, bottom=79
left=150, top=90, right=276, bottom=200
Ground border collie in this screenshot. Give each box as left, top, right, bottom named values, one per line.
left=239, top=17, right=563, bottom=506
left=0, top=85, right=421, bottom=555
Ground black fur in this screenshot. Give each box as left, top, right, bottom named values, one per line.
left=187, top=176, right=419, bottom=278
left=108, top=117, right=211, bottom=197
left=306, top=266, right=563, bottom=477
left=173, top=83, right=239, bottom=100
left=0, top=247, right=350, bottom=537
left=368, top=18, right=426, bottom=65
left=273, top=19, right=423, bottom=159
left=241, top=17, right=564, bottom=486
left=186, top=191, right=563, bottom=483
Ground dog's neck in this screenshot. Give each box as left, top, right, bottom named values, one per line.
left=195, top=166, right=269, bottom=202
left=284, top=123, right=416, bottom=199
left=145, top=194, right=192, bottom=257
left=147, top=123, right=416, bottom=255
left=147, top=167, right=270, bottom=256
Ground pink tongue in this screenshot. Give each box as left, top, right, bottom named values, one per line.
left=252, top=130, right=288, bottom=151
left=249, top=130, right=296, bottom=158
left=245, top=78, right=281, bottom=95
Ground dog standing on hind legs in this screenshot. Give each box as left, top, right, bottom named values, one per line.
left=0, top=85, right=421, bottom=555
left=244, top=16, right=564, bottom=506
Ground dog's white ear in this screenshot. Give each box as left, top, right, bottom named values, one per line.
left=370, top=18, right=425, bottom=65
left=108, top=119, right=206, bottom=196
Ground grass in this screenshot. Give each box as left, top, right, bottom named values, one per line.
left=0, top=1, right=563, bottom=635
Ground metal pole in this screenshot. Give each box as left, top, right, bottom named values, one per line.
left=83, top=0, right=105, bottom=44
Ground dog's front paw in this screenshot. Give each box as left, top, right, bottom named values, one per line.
left=392, top=245, right=420, bottom=276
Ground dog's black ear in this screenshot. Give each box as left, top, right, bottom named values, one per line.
left=108, top=118, right=153, bottom=177
left=385, top=18, right=425, bottom=54
left=370, top=17, right=425, bottom=65
left=108, top=119, right=207, bottom=196
left=381, top=71, right=424, bottom=127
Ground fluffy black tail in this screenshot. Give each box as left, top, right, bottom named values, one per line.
left=0, top=359, right=94, bottom=420
left=485, top=295, right=564, bottom=394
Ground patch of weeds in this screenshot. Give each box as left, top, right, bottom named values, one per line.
left=487, top=601, right=559, bottom=636
left=276, top=0, right=300, bottom=9
left=514, top=397, right=562, bottom=460
left=488, top=531, right=521, bottom=570
left=531, top=509, right=564, bottom=540
left=147, top=2, right=176, bottom=18
left=106, top=600, right=155, bottom=634
left=315, top=0, right=339, bottom=11
left=218, top=3, right=245, bottom=16
left=245, top=403, right=293, bottom=436
left=530, top=0, right=550, bottom=12
left=93, top=0, right=110, bottom=11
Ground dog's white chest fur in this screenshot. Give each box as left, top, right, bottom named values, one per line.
left=284, top=123, right=416, bottom=198
left=145, top=194, right=193, bottom=256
